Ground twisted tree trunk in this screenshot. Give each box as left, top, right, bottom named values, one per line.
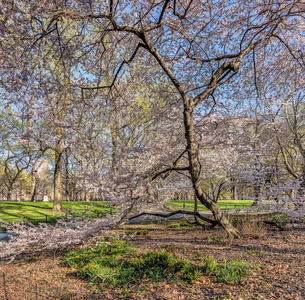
left=141, top=33, right=240, bottom=241
left=183, top=105, right=240, bottom=240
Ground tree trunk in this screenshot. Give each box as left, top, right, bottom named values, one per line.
left=85, top=188, right=89, bottom=202
left=147, top=184, right=155, bottom=203
left=296, top=186, right=305, bottom=211
left=53, top=151, right=63, bottom=212
left=30, top=170, right=37, bottom=202
left=65, top=151, right=70, bottom=201
left=140, top=33, right=239, bottom=241
left=231, top=178, right=237, bottom=200
left=194, top=193, right=199, bottom=223
left=252, top=185, right=261, bottom=206
left=7, top=189, right=12, bottom=201
left=183, top=105, right=239, bottom=240
left=111, top=119, right=119, bottom=175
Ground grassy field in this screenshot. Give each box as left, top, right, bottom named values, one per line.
left=0, top=201, right=112, bottom=224
left=167, top=199, right=254, bottom=211
left=0, top=199, right=255, bottom=225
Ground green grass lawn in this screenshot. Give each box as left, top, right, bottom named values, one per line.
left=167, top=199, right=254, bottom=211
left=0, top=201, right=112, bottom=224
left=0, top=200, right=254, bottom=226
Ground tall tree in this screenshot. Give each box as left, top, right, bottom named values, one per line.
left=49, top=0, right=304, bottom=239
left=1, top=0, right=305, bottom=239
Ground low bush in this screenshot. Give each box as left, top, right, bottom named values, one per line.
left=229, top=216, right=245, bottom=228
left=168, top=221, right=196, bottom=229
left=63, top=238, right=258, bottom=287
left=168, top=223, right=181, bottom=228
left=271, top=213, right=290, bottom=223
left=214, top=260, right=257, bottom=283
left=179, top=222, right=196, bottom=228
left=125, top=229, right=149, bottom=236
left=199, top=256, right=218, bottom=273
left=120, top=250, right=176, bottom=282
left=63, top=238, right=134, bottom=268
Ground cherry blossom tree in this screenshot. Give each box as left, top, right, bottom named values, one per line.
left=1, top=0, right=305, bottom=241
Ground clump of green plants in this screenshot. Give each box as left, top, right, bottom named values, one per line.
left=168, top=221, right=196, bottom=228
left=63, top=238, right=258, bottom=287
left=214, top=260, right=257, bottom=284
left=63, top=238, right=134, bottom=268
left=125, top=229, right=149, bottom=236
left=229, top=216, right=246, bottom=227
left=168, top=223, right=180, bottom=228
left=271, top=213, right=289, bottom=223
left=120, top=250, right=185, bottom=282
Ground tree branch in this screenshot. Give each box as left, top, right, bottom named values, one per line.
left=193, top=31, right=276, bottom=107
left=157, top=0, right=170, bottom=25
left=126, top=210, right=218, bottom=226
left=80, top=42, right=145, bottom=91
left=151, top=166, right=190, bottom=180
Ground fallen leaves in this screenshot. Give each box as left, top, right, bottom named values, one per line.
left=0, top=225, right=304, bottom=299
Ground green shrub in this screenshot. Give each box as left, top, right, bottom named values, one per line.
left=199, top=256, right=218, bottom=273
left=63, top=238, right=257, bottom=287
left=168, top=223, right=180, bottom=228
left=229, top=216, right=245, bottom=227
left=168, top=221, right=196, bottom=229
left=63, top=238, right=134, bottom=268
left=179, top=263, right=201, bottom=283
left=271, top=213, right=289, bottom=223
left=78, top=263, right=119, bottom=283
left=120, top=250, right=176, bottom=282
left=214, top=260, right=257, bottom=283
left=125, top=229, right=149, bottom=236
left=179, top=222, right=196, bottom=228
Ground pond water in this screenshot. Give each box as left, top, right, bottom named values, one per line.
left=0, top=232, right=10, bottom=241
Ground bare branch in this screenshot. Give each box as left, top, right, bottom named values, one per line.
left=157, top=0, right=170, bottom=25
left=126, top=210, right=218, bottom=226
left=193, top=30, right=276, bottom=107
left=152, top=166, right=190, bottom=180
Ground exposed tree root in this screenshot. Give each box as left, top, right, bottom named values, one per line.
left=183, top=216, right=207, bottom=229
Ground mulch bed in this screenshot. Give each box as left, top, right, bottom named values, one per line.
left=0, top=224, right=304, bottom=299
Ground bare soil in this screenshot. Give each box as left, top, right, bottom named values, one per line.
left=0, top=223, right=304, bottom=300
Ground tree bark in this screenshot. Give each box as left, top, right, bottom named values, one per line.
left=65, top=151, right=70, bottom=201
left=111, top=103, right=119, bottom=175
left=231, top=178, right=237, bottom=200
left=140, top=33, right=240, bottom=240
left=183, top=105, right=240, bottom=240
left=53, top=151, right=63, bottom=212
left=253, top=185, right=261, bottom=206
left=30, top=170, right=37, bottom=202
left=7, top=188, right=12, bottom=201
left=194, top=192, right=199, bottom=224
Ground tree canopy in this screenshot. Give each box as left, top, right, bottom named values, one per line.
left=1, top=0, right=305, bottom=239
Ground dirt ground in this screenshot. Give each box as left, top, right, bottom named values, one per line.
left=0, top=222, right=304, bottom=300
